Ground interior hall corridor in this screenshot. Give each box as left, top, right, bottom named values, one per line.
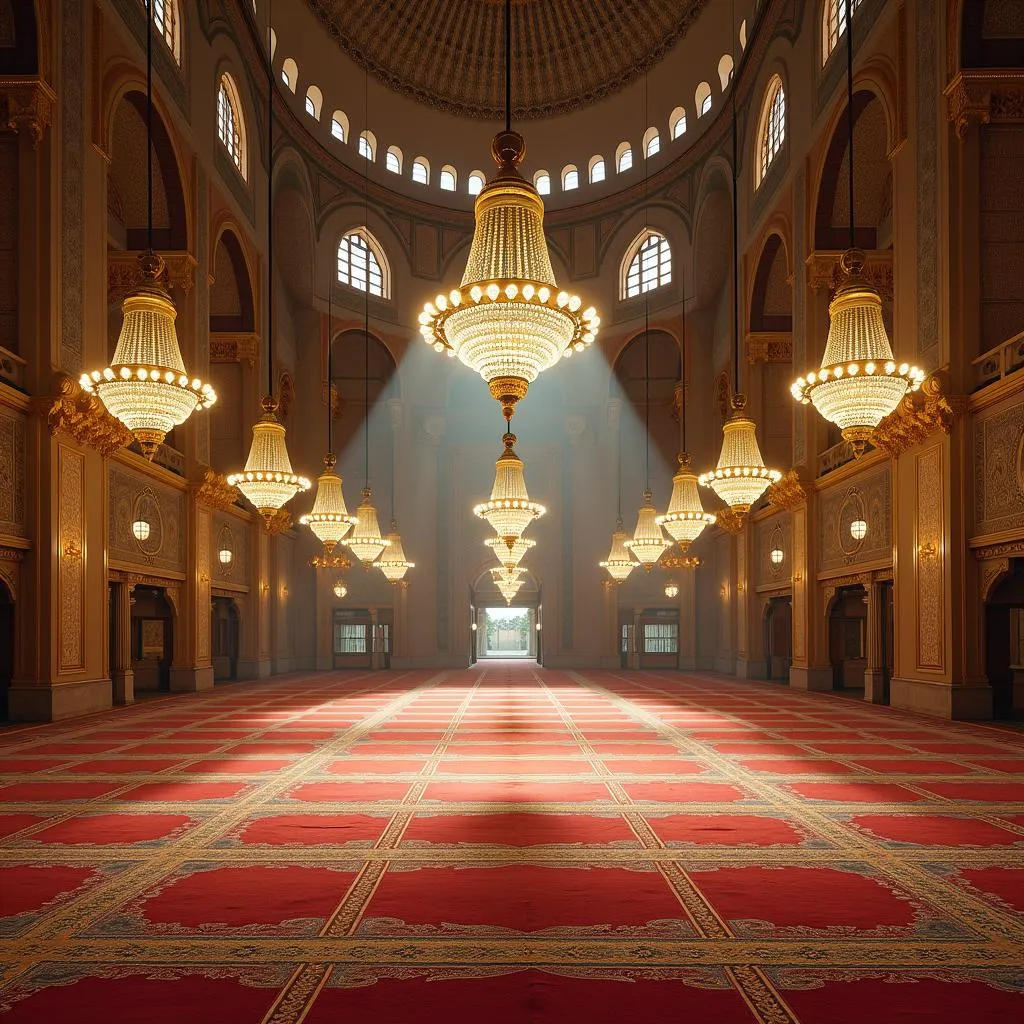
left=1, top=665, right=1023, bottom=1022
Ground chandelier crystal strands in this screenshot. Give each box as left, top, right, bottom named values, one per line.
left=80, top=0, right=214, bottom=457
left=418, top=0, right=599, bottom=422
left=485, top=536, right=536, bottom=570
left=491, top=566, right=525, bottom=605
left=790, top=0, right=922, bottom=454
left=474, top=431, right=546, bottom=546
left=700, top=24, right=781, bottom=516
left=600, top=520, right=637, bottom=583
left=300, top=270, right=358, bottom=553
left=378, top=521, right=415, bottom=583
left=227, top=0, right=309, bottom=524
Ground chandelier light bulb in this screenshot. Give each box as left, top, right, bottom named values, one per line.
left=473, top=432, right=545, bottom=545
left=377, top=521, right=415, bottom=583
left=699, top=395, right=781, bottom=514
left=345, top=487, right=390, bottom=566
left=600, top=519, right=637, bottom=583
left=656, top=453, right=717, bottom=550
left=420, top=131, right=599, bottom=419
left=791, top=249, right=924, bottom=456
left=624, top=490, right=670, bottom=571
left=300, top=454, right=359, bottom=553
left=80, top=253, right=216, bottom=457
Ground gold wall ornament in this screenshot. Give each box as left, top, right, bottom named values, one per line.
left=714, top=506, right=745, bottom=535
left=107, top=251, right=198, bottom=304
left=210, top=333, right=260, bottom=367
left=40, top=373, right=135, bottom=456
left=766, top=469, right=810, bottom=510
left=0, top=76, right=56, bottom=145
left=872, top=374, right=958, bottom=457
left=806, top=249, right=894, bottom=301
left=661, top=549, right=702, bottom=571
left=310, top=551, right=353, bottom=571
left=189, top=466, right=239, bottom=511
left=264, top=507, right=293, bottom=535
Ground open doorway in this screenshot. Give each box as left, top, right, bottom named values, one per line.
left=764, top=596, right=792, bottom=681
left=0, top=578, right=13, bottom=719
left=131, top=587, right=174, bottom=693
left=480, top=607, right=536, bottom=659
left=211, top=597, right=239, bottom=681
left=985, top=563, right=1024, bottom=719
left=829, top=586, right=867, bottom=693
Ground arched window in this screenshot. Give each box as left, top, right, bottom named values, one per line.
left=616, top=142, right=633, bottom=173
left=216, top=73, right=246, bottom=180
left=280, top=57, right=298, bottom=93
left=718, top=54, right=734, bottom=90
left=358, top=130, right=376, bottom=161
left=440, top=164, right=457, bottom=191
left=337, top=229, right=389, bottom=299
left=589, top=156, right=606, bottom=183
left=412, top=156, right=430, bottom=184
left=146, top=0, right=181, bottom=63
left=304, top=85, right=322, bottom=120
left=385, top=146, right=403, bottom=174
left=330, top=110, right=348, bottom=142
left=696, top=81, right=712, bottom=116
left=823, top=0, right=864, bottom=64
left=622, top=230, right=672, bottom=299
left=670, top=107, right=687, bottom=139
left=739, top=19, right=748, bottom=50
left=468, top=171, right=485, bottom=196
left=534, top=170, right=550, bottom=195
left=562, top=164, right=579, bottom=191
left=643, top=128, right=660, bottom=158
left=755, top=75, right=787, bottom=187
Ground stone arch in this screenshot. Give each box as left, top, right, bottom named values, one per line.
left=749, top=231, right=792, bottom=332
left=210, top=227, right=255, bottom=333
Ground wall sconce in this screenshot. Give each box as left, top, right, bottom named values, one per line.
left=333, top=580, right=347, bottom=599
left=720, top=584, right=728, bottom=600
left=535, top=621, right=542, bottom=631
left=62, top=540, right=82, bottom=561
left=281, top=584, right=288, bottom=598
left=770, top=546, right=784, bottom=566
left=664, top=582, right=679, bottom=599
left=793, top=571, right=803, bottom=583
left=259, top=581, right=269, bottom=595
left=471, top=621, right=477, bottom=631
left=849, top=519, right=868, bottom=542
left=919, top=541, right=938, bottom=560
left=132, top=519, right=151, bottom=542
left=219, top=548, right=233, bottom=565
left=199, top=572, right=210, bottom=584
left=737, top=582, right=746, bottom=594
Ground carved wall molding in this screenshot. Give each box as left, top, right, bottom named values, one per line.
left=873, top=374, right=960, bottom=457
left=806, top=249, right=893, bottom=301
left=745, top=332, right=793, bottom=364
left=190, top=466, right=239, bottom=511
left=210, top=332, right=259, bottom=367
left=819, top=465, right=892, bottom=572
left=945, top=70, right=1024, bottom=140
left=265, top=508, right=293, bottom=535
left=973, top=539, right=1024, bottom=562
left=107, top=251, right=198, bottom=303
left=0, top=76, right=57, bottom=145
left=980, top=556, right=1012, bottom=602
left=767, top=469, right=810, bottom=510
left=821, top=572, right=872, bottom=614
left=108, top=464, right=186, bottom=573
left=714, top=507, right=744, bottom=535
left=37, top=374, right=133, bottom=457
left=0, top=546, right=22, bottom=600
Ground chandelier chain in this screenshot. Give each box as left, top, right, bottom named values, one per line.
left=846, top=0, right=856, bottom=250
left=266, top=0, right=275, bottom=399
left=504, top=0, right=511, bottom=134
left=680, top=295, right=687, bottom=454
left=145, top=0, right=153, bottom=255
left=363, top=64, right=370, bottom=490
left=327, top=263, right=333, bottom=455
left=730, top=0, right=740, bottom=397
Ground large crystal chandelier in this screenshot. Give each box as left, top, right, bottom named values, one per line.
left=81, top=6, right=214, bottom=457
left=474, top=432, right=545, bottom=546
left=418, top=0, right=598, bottom=421
left=625, top=490, right=670, bottom=571
left=600, top=519, right=637, bottom=583
left=486, top=536, right=536, bottom=570
left=377, top=521, right=415, bottom=583
left=791, top=0, right=922, bottom=454
left=659, top=456, right=717, bottom=549
left=492, top=566, right=525, bottom=605
left=346, top=488, right=390, bottom=567
left=228, top=3, right=307, bottom=525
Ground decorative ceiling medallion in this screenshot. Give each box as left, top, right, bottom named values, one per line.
left=304, top=0, right=711, bottom=120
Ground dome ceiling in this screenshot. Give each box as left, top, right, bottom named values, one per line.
left=304, top=0, right=712, bottom=121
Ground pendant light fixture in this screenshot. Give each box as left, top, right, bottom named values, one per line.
left=80, top=0, right=215, bottom=457
left=228, top=0, right=310, bottom=523
left=418, top=0, right=599, bottom=421
left=790, top=0, right=923, bottom=453
left=700, top=20, right=781, bottom=515
left=600, top=407, right=637, bottom=583
left=344, top=69, right=390, bottom=568
left=657, top=300, right=716, bottom=549
left=300, top=263, right=358, bottom=553
left=474, top=427, right=546, bottom=547
left=376, top=406, right=415, bottom=583
left=485, top=535, right=536, bottom=571
left=492, top=566, right=525, bottom=605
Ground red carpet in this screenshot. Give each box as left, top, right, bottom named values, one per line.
left=1, top=664, right=1023, bottom=1022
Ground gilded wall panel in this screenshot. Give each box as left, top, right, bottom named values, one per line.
left=0, top=406, right=26, bottom=537
left=197, top=506, right=211, bottom=664
left=212, top=513, right=248, bottom=584
left=107, top=465, right=186, bottom=572
left=973, top=399, right=1024, bottom=535
left=818, top=465, right=891, bottom=572
left=793, top=507, right=806, bottom=661
left=916, top=445, right=945, bottom=670
left=755, top=511, right=791, bottom=588
left=58, top=444, right=85, bottom=671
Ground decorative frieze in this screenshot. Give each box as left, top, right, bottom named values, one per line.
left=107, top=251, right=197, bottom=303
left=873, top=375, right=959, bottom=457
left=210, top=332, right=259, bottom=367
left=745, top=332, right=793, bottom=364
left=973, top=395, right=1024, bottom=536
left=107, top=465, right=186, bottom=572
left=819, top=465, right=891, bottom=572
left=945, top=70, right=1024, bottom=139
left=0, top=76, right=56, bottom=145
left=0, top=405, right=26, bottom=537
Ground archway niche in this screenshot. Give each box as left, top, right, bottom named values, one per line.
left=984, top=562, right=1024, bottom=719
left=828, top=586, right=867, bottom=692
left=764, top=595, right=792, bottom=681
left=211, top=596, right=240, bottom=681
left=0, top=577, right=13, bottom=719
left=131, top=587, right=175, bottom=693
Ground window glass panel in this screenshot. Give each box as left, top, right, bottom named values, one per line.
left=617, top=147, right=633, bottom=172
left=386, top=151, right=401, bottom=173
left=468, top=173, right=484, bottom=195
left=643, top=623, right=678, bottom=654
left=535, top=173, right=550, bottom=195
left=338, top=232, right=384, bottom=297
left=590, top=160, right=605, bottom=183
left=671, top=114, right=687, bottom=139
left=440, top=169, right=456, bottom=191
left=412, top=160, right=428, bottom=184
left=331, top=117, right=345, bottom=142
left=333, top=623, right=367, bottom=654
left=304, top=95, right=315, bottom=117
left=646, top=134, right=660, bottom=158
left=625, top=233, right=672, bottom=298
left=358, top=135, right=373, bottom=160
left=563, top=168, right=578, bottom=190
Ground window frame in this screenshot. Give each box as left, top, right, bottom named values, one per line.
left=755, top=74, right=787, bottom=188
left=336, top=228, right=390, bottom=300
left=561, top=164, right=579, bottom=191
left=822, top=0, right=864, bottom=65
left=621, top=229, right=673, bottom=300
left=412, top=157, right=430, bottom=185
left=216, top=72, right=247, bottom=181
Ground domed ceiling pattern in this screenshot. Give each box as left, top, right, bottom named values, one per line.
left=304, top=0, right=711, bottom=120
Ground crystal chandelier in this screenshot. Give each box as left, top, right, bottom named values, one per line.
left=791, top=0, right=923, bottom=455
left=657, top=453, right=717, bottom=551
left=377, top=521, right=415, bottom=583
left=474, top=432, right=545, bottom=545
left=600, top=519, right=637, bottom=583
left=228, top=6, right=307, bottom=525
left=491, top=566, right=525, bottom=605
left=346, top=487, right=390, bottom=566
left=664, top=581, right=679, bottom=599
left=418, top=0, right=598, bottom=421
left=625, top=490, right=669, bottom=571
left=332, top=579, right=348, bottom=599
left=486, top=536, right=536, bottom=570
left=80, top=6, right=214, bottom=457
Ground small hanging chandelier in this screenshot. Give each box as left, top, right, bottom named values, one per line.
left=491, top=566, right=525, bottom=605
left=658, top=453, right=717, bottom=551
left=625, top=490, right=669, bottom=571
left=332, top=579, right=348, bottom=599
left=486, top=536, right=536, bottom=570
left=790, top=1, right=922, bottom=455
left=664, top=581, right=679, bottom=599
left=377, top=521, right=415, bottom=583
left=80, top=5, right=214, bottom=457
left=228, top=1, right=307, bottom=525
left=700, top=396, right=781, bottom=514
left=474, top=432, right=545, bottom=546
left=419, top=0, right=598, bottom=421
left=346, top=487, right=390, bottom=566
left=600, top=519, right=637, bottom=583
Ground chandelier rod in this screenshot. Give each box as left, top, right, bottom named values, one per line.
left=266, top=0, right=275, bottom=400
left=730, top=0, right=740, bottom=398
left=680, top=295, right=686, bottom=454
left=363, top=65, right=370, bottom=490
left=643, top=68, right=651, bottom=493
left=327, top=263, right=333, bottom=455
left=846, top=0, right=856, bottom=250
left=145, top=0, right=153, bottom=255
left=504, top=0, right=511, bottom=133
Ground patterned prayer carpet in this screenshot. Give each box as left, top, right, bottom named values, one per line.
left=1, top=663, right=1023, bottom=1022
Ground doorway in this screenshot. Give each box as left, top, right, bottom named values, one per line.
left=480, top=607, right=536, bottom=660
left=984, top=564, right=1024, bottom=719
left=829, top=586, right=867, bottom=692
left=332, top=608, right=374, bottom=669
left=131, top=587, right=174, bottom=693
left=0, top=579, right=13, bottom=719
left=764, top=596, right=792, bottom=681
left=638, top=608, right=679, bottom=669
left=211, top=597, right=239, bottom=681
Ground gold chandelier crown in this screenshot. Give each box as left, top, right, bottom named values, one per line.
left=791, top=249, right=924, bottom=455
left=624, top=489, right=670, bottom=571
left=600, top=518, right=637, bottom=583
left=80, top=254, right=216, bottom=457
left=227, top=396, right=311, bottom=523
left=300, top=453, right=359, bottom=553
left=699, top=395, right=781, bottom=513
left=473, top=432, right=546, bottom=544
left=377, top=521, right=415, bottom=583
left=485, top=535, right=536, bottom=570
left=345, top=487, right=391, bottom=566
left=419, top=131, right=599, bottom=419
left=656, top=453, right=717, bottom=550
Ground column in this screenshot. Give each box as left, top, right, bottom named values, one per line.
left=111, top=581, right=135, bottom=705
left=862, top=580, right=885, bottom=703
left=678, top=569, right=697, bottom=670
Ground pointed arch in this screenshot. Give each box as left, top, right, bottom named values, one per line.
left=620, top=229, right=673, bottom=299
left=217, top=72, right=247, bottom=180
left=337, top=228, right=390, bottom=299
left=755, top=74, right=787, bottom=188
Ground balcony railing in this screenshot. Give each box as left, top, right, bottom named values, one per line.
left=817, top=439, right=856, bottom=477
left=0, top=345, right=26, bottom=390
left=973, top=332, right=1024, bottom=391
